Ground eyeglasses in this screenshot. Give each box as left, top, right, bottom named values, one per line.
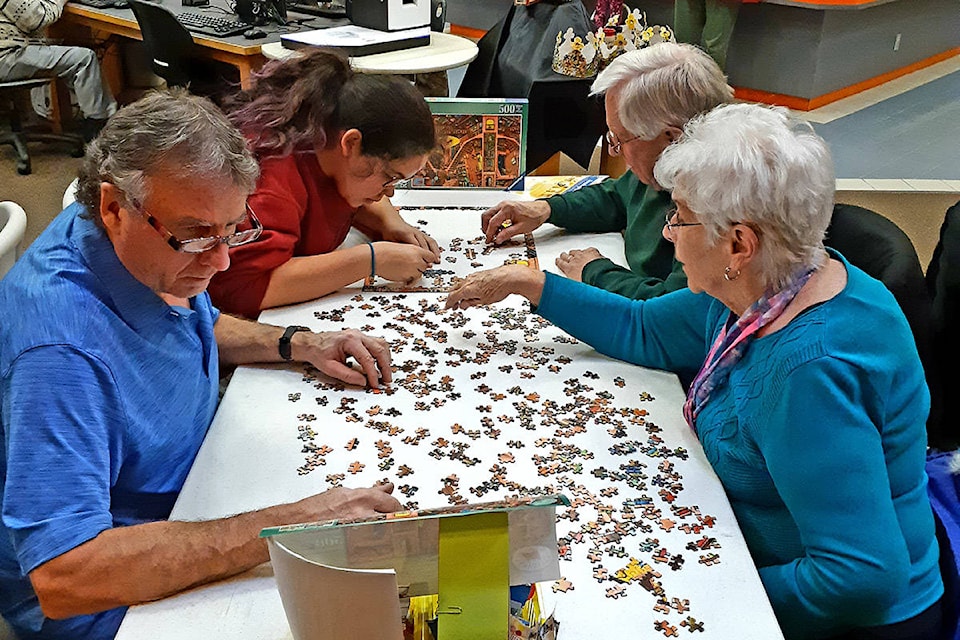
left=131, top=200, right=262, bottom=254
left=605, top=130, right=643, bottom=157
left=381, top=172, right=407, bottom=189
left=379, top=161, right=417, bottom=189
left=663, top=208, right=702, bottom=239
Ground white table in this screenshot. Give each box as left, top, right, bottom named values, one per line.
left=116, top=189, right=783, bottom=640
left=260, top=32, right=478, bottom=75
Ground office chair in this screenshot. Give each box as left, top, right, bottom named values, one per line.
left=63, top=176, right=80, bottom=210
left=0, top=77, right=84, bottom=175
left=126, top=0, right=237, bottom=101
left=0, top=201, right=28, bottom=280
left=924, top=200, right=960, bottom=451
left=825, top=203, right=941, bottom=446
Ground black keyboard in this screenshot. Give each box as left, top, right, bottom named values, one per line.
left=176, top=10, right=250, bottom=37
left=286, top=0, right=345, bottom=18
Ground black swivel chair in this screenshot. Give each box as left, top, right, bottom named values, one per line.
left=0, top=77, right=84, bottom=175
left=924, top=200, right=960, bottom=451
left=126, top=0, right=237, bottom=101
left=824, top=203, right=941, bottom=446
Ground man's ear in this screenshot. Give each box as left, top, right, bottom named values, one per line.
left=99, top=182, right=124, bottom=232
left=663, top=125, right=683, bottom=143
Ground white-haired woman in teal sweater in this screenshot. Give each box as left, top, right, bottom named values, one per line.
left=446, top=103, right=945, bottom=640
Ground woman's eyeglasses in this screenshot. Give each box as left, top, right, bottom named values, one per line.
left=663, top=208, right=702, bottom=239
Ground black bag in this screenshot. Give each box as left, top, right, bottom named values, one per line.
left=458, top=0, right=605, bottom=170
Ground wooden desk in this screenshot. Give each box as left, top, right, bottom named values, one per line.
left=53, top=2, right=477, bottom=96
left=53, top=1, right=329, bottom=91
left=114, top=189, right=783, bottom=639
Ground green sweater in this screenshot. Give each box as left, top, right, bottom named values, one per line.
left=545, top=172, right=687, bottom=299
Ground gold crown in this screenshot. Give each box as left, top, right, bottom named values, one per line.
left=552, top=7, right=674, bottom=78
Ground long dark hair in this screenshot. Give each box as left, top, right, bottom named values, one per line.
left=225, top=48, right=435, bottom=160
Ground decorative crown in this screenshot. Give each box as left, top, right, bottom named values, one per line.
left=552, top=6, right=674, bottom=79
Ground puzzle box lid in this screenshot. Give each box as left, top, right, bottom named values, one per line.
left=261, top=494, right=567, bottom=592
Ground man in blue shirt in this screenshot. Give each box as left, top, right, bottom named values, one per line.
left=0, top=90, right=401, bottom=640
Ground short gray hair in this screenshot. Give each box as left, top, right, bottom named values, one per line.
left=590, top=42, right=734, bottom=140
left=77, top=89, right=260, bottom=223
left=654, top=103, right=835, bottom=290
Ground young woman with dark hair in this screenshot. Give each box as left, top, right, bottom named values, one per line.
left=209, top=48, right=441, bottom=318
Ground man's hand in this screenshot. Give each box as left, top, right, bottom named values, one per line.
left=379, top=219, right=442, bottom=259
left=372, top=242, right=439, bottom=285
left=556, top=248, right=604, bottom=282
left=30, top=482, right=402, bottom=619
left=481, top=200, right=551, bottom=244
left=295, top=329, right=392, bottom=388
left=444, top=265, right=546, bottom=311
left=292, top=482, right=402, bottom=521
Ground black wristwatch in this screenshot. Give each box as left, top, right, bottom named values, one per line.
left=279, top=325, right=310, bottom=361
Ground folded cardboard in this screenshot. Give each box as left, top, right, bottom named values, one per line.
left=261, top=495, right=566, bottom=640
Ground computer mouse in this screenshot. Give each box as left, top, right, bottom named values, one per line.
left=243, top=28, right=267, bottom=39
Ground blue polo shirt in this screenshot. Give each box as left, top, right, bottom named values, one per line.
left=0, top=203, right=221, bottom=639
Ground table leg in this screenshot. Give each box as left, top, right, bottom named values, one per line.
left=233, top=56, right=265, bottom=90
left=94, top=33, right=126, bottom=102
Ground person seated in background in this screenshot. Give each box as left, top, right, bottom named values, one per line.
left=0, top=0, right=117, bottom=137
left=0, top=90, right=401, bottom=640
left=446, top=103, right=945, bottom=639
left=208, top=48, right=442, bottom=319
left=481, top=42, right=733, bottom=300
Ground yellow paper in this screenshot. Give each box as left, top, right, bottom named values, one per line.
left=437, top=512, right=509, bottom=640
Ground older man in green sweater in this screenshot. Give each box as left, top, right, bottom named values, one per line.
left=482, top=42, right=733, bottom=300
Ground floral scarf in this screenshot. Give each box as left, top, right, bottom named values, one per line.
left=683, top=266, right=817, bottom=431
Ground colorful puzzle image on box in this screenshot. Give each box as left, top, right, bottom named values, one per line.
left=404, top=98, right=528, bottom=189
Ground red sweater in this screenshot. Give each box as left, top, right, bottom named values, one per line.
left=208, top=151, right=357, bottom=318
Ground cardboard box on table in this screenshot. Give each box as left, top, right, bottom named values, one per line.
left=403, top=98, right=529, bottom=190
left=260, top=494, right=566, bottom=640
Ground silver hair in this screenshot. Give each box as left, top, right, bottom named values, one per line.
left=654, top=103, right=835, bottom=290
left=590, top=42, right=734, bottom=141
left=76, top=89, right=260, bottom=224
